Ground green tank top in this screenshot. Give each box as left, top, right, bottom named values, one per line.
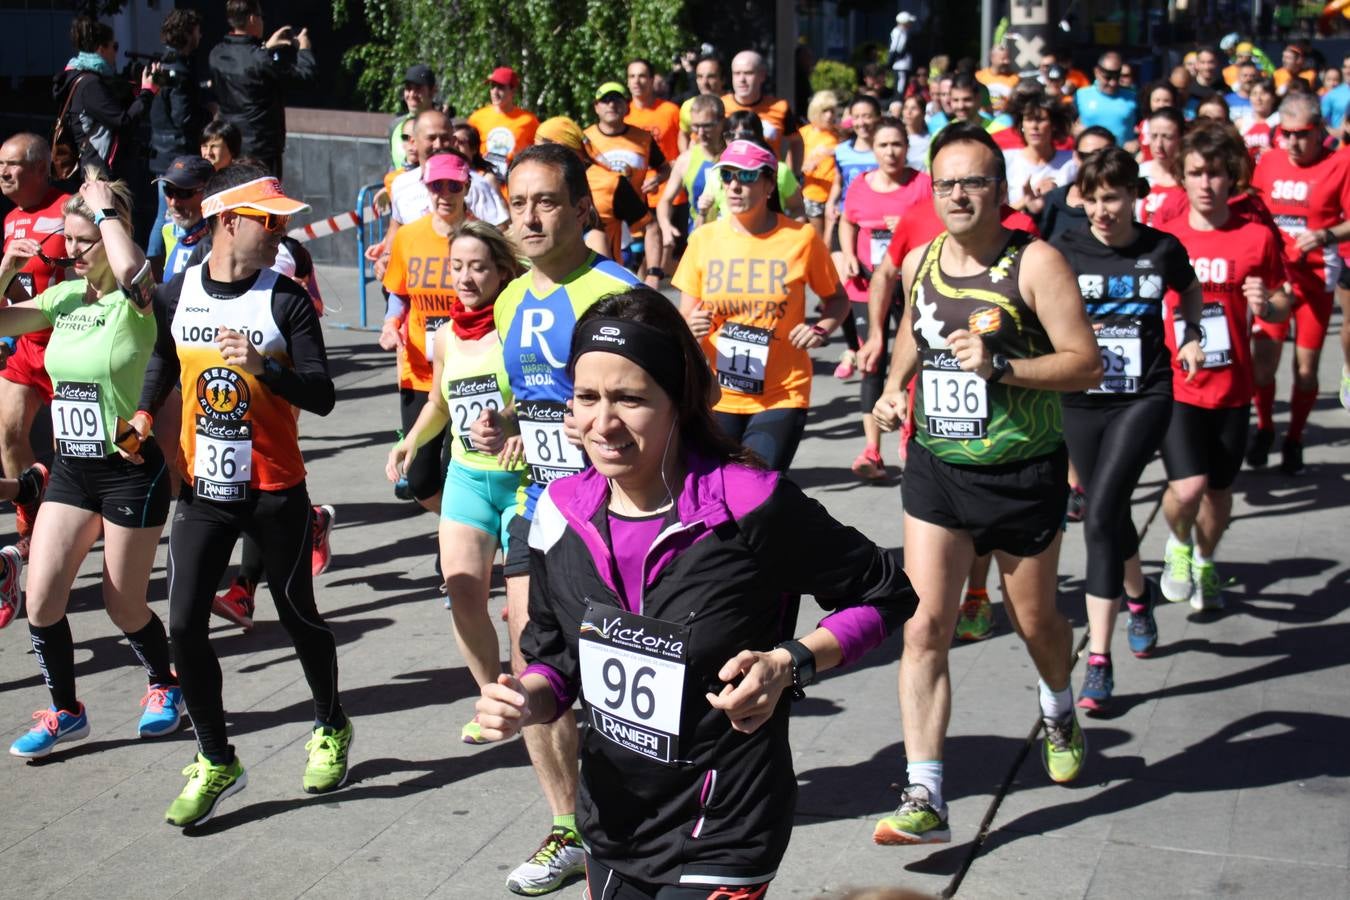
left=910, top=231, right=1062, bottom=465
left=39, top=279, right=157, bottom=458
left=440, top=328, right=524, bottom=473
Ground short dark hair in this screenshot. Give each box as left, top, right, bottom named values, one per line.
left=874, top=115, right=908, bottom=143
left=161, top=8, right=200, bottom=50
left=726, top=109, right=766, bottom=140
left=70, top=16, right=113, bottom=53
left=848, top=93, right=883, bottom=116
left=508, top=142, right=591, bottom=206
left=627, top=58, right=655, bottom=77
left=1075, top=125, right=1118, bottom=151
left=201, top=118, right=243, bottom=157
left=861, top=61, right=885, bottom=80
left=1012, top=91, right=1069, bottom=139
left=1175, top=119, right=1250, bottom=188
left=929, top=121, right=1006, bottom=183
left=1138, top=79, right=1180, bottom=121
left=204, top=161, right=273, bottom=231
left=1147, top=106, right=1186, bottom=132
left=225, top=0, right=261, bottom=31
left=695, top=54, right=723, bottom=73
left=949, top=73, right=980, bottom=95
left=1077, top=146, right=1145, bottom=199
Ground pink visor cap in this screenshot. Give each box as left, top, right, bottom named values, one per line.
left=422, top=153, right=470, bottom=185
left=713, top=139, right=777, bottom=172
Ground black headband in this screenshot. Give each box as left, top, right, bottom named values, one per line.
left=569, top=317, right=686, bottom=402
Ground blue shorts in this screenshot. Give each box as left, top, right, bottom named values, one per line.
left=441, top=461, right=519, bottom=548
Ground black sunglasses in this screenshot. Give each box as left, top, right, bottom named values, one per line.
left=36, top=236, right=100, bottom=268
left=163, top=185, right=201, bottom=200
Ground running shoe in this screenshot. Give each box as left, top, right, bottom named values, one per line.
left=1159, top=537, right=1193, bottom=603
left=461, top=716, right=488, bottom=745
left=212, top=579, right=256, bottom=630
left=138, top=685, right=185, bottom=738
left=9, top=704, right=89, bottom=758
left=1189, top=560, right=1224, bottom=611
left=0, top=544, right=23, bottom=629
left=1245, top=427, right=1274, bottom=468
left=873, top=784, right=950, bottom=844
left=851, top=447, right=887, bottom=481
left=311, top=504, right=336, bottom=576
left=165, top=753, right=246, bottom=828
left=303, top=719, right=354, bottom=794
left=1065, top=485, right=1087, bottom=523
left=1041, top=711, right=1087, bottom=783
left=1279, top=438, right=1304, bottom=476
left=1341, top=370, right=1350, bottom=412
left=1126, top=585, right=1159, bottom=658
left=834, top=348, right=856, bottom=380
left=12, top=463, right=48, bottom=562
left=1076, top=654, right=1114, bottom=714
left=506, top=827, right=586, bottom=895
left=954, top=590, right=994, bottom=641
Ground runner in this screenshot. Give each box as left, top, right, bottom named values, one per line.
left=468, top=67, right=539, bottom=180
left=0, top=134, right=68, bottom=558
left=1246, top=92, right=1350, bottom=474
left=800, top=90, right=842, bottom=236
left=468, top=142, right=640, bottom=894
left=1339, top=258, right=1350, bottom=410
left=474, top=286, right=918, bottom=898
left=389, top=63, right=437, bottom=169
left=1034, top=127, right=1117, bottom=241
left=656, top=95, right=725, bottom=250
left=625, top=58, right=682, bottom=284
left=1004, top=92, right=1076, bottom=211
left=1156, top=121, right=1291, bottom=610
left=1050, top=148, right=1205, bottom=712
left=838, top=116, right=931, bottom=480
left=0, top=470, right=40, bottom=627
left=723, top=49, right=802, bottom=170
left=675, top=139, right=848, bottom=472
left=677, top=53, right=725, bottom=152
left=1238, top=79, right=1280, bottom=162
left=0, top=176, right=178, bottom=758
left=136, top=163, right=351, bottom=827
left=382, top=150, right=475, bottom=514
left=1137, top=108, right=1185, bottom=227
left=824, top=95, right=881, bottom=251
left=534, top=116, right=647, bottom=261
left=388, top=220, right=524, bottom=743
left=870, top=124, right=1102, bottom=844
left=705, top=111, right=806, bottom=223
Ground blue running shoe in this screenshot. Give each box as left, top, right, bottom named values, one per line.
left=1126, top=584, right=1159, bottom=658
left=138, top=685, right=185, bottom=738
left=9, top=704, right=89, bottom=758
left=1076, top=655, right=1114, bottom=715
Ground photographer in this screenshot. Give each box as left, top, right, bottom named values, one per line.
left=208, top=0, right=315, bottom=177
left=148, top=9, right=208, bottom=266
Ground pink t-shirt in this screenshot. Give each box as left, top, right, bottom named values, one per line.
left=842, top=168, right=933, bottom=301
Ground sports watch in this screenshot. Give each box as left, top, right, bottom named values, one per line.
left=776, top=639, right=816, bottom=700
left=986, top=353, right=1012, bottom=383
left=92, top=208, right=119, bottom=226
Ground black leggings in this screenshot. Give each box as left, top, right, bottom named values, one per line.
left=850, top=300, right=896, bottom=416
left=399, top=387, right=449, bottom=502
left=713, top=408, right=807, bottom=472
left=168, top=483, right=343, bottom=762
left=1062, top=395, right=1172, bottom=598
left=585, top=857, right=770, bottom=899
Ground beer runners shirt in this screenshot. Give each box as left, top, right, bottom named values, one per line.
left=673, top=215, right=841, bottom=415
left=382, top=214, right=461, bottom=391
left=140, top=262, right=335, bottom=496
left=1157, top=210, right=1287, bottom=409
left=495, top=253, right=639, bottom=518
left=721, top=92, right=797, bottom=157
left=467, top=105, right=540, bottom=180
left=585, top=123, right=667, bottom=198
left=39, top=280, right=155, bottom=457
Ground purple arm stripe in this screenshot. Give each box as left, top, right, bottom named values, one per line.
left=819, top=605, right=888, bottom=667
left=521, top=663, right=577, bottom=721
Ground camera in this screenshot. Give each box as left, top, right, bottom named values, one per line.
left=123, top=50, right=175, bottom=88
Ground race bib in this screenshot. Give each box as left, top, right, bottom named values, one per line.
left=446, top=374, right=505, bottom=452
left=1273, top=213, right=1308, bottom=237
left=1175, top=302, right=1232, bottom=369
left=714, top=322, right=771, bottom=395
left=517, top=399, right=585, bottom=484
left=52, top=381, right=105, bottom=458
left=579, top=603, right=688, bottom=764
left=920, top=349, right=989, bottom=439
left=1090, top=318, right=1144, bottom=394
left=869, top=229, right=893, bottom=266
left=424, top=316, right=451, bottom=362
left=193, top=417, right=253, bottom=502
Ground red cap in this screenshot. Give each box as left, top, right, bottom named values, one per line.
left=487, top=67, right=519, bottom=89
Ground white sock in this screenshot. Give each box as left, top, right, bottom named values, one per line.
left=1039, top=679, right=1074, bottom=721
left=1193, top=550, right=1211, bottom=566
left=1166, top=534, right=1192, bottom=553
left=906, top=760, right=944, bottom=809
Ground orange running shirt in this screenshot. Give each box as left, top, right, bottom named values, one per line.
left=382, top=214, right=460, bottom=392
left=720, top=93, right=797, bottom=156
left=799, top=124, right=840, bottom=203
left=467, top=105, right=540, bottom=178
left=626, top=99, right=682, bottom=206
left=584, top=124, right=665, bottom=196
left=673, top=215, right=840, bottom=414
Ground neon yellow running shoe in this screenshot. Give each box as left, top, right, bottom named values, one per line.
left=873, top=784, right=951, bottom=844
left=166, top=753, right=246, bottom=828
left=1042, top=712, right=1087, bottom=784
left=303, top=719, right=354, bottom=794
left=954, top=590, right=994, bottom=641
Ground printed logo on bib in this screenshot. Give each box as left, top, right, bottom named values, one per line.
left=578, top=604, right=687, bottom=764
left=193, top=418, right=253, bottom=502
left=15, top=273, right=33, bottom=296
left=52, top=381, right=105, bottom=458
left=447, top=374, right=505, bottom=451
left=1090, top=318, right=1143, bottom=393
left=424, top=316, right=451, bottom=361
left=518, top=399, right=585, bottom=483
left=1273, top=214, right=1308, bottom=237
left=869, top=229, right=893, bottom=266
left=920, top=349, right=989, bottom=439
left=1175, top=302, right=1232, bottom=368
left=714, top=322, right=771, bottom=394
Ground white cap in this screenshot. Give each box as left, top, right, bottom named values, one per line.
left=896, top=11, right=917, bottom=24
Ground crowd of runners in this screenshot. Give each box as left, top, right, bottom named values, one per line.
left=0, top=3, right=1348, bottom=896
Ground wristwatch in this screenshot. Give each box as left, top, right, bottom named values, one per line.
left=986, top=353, right=1012, bottom=384
left=775, top=639, right=816, bottom=700
left=92, top=208, right=118, bottom=226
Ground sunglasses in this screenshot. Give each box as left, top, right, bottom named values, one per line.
left=36, top=235, right=99, bottom=267
left=231, top=207, right=290, bottom=232
left=932, top=175, right=1000, bottom=197
left=719, top=168, right=766, bottom=185
left=427, top=179, right=466, bottom=195
left=1098, top=68, right=1122, bottom=80
left=163, top=185, right=201, bottom=200
left=400, top=132, right=413, bottom=141
left=1280, top=124, right=1320, bottom=136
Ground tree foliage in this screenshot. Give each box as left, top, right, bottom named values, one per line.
left=332, top=0, right=694, bottom=122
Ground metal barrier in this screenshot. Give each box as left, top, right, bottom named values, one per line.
left=354, top=182, right=390, bottom=329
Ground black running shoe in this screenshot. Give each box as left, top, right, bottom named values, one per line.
left=1245, top=427, right=1274, bottom=468
left=1279, top=438, right=1304, bottom=475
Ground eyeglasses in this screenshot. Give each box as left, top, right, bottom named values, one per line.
left=427, top=179, right=466, bottom=195
left=932, top=175, right=1001, bottom=197
left=231, top=207, right=290, bottom=232
left=719, top=168, right=766, bottom=185
left=689, top=121, right=719, bottom=131
left=1098, top=68, right=1122, bottom=81
left=163, top=186, right=201, bottom=200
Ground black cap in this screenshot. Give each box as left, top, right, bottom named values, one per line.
left=154, top=155, right=215, bottom=190
left=404, top=64, right=435, bottom=88
left=1046, top=64, right=1065, bottom=81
